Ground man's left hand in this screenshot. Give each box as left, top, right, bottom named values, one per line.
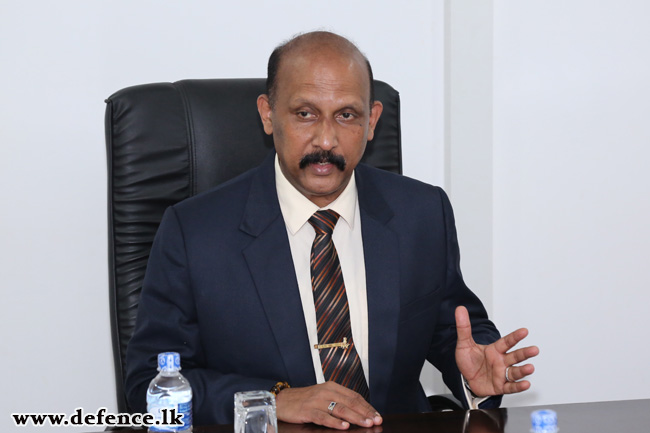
left=454, top=306, right=539, bottom=397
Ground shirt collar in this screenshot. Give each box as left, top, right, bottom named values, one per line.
left=275, top=154, right=357, bottom=235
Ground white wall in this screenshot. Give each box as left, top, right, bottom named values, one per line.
left=491, top=1, right=650, bottom=405
left=445, top=0, right=494, bottom=315
left=0, top=1, right=444, bottom=431
left=442, top=0, right=650, bottom=409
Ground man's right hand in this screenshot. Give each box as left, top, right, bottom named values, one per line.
left=275, top=382, right=383, bottom=430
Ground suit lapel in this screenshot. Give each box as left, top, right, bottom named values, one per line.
left=356, top=166, right=400, bottom=410
left=240, top=153, right=316, bottom=387
left=238, top=158, right=402, bottom=399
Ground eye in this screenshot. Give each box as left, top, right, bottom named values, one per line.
left=339, top=112, right=355, bottom=120
left=297, top=111, right=315, bottom=119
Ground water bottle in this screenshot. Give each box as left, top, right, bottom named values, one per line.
left=146, top=352, right=193, bottom=432
left=531, top=409, right=558, bottom=433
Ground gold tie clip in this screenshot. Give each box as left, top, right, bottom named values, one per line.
left=314, top=337, right=350, bottom=350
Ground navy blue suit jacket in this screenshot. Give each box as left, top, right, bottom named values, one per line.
left=125, top=152, right=501, bottom=425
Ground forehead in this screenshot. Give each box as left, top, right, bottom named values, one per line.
left=275, top=47, right=370, bottom=105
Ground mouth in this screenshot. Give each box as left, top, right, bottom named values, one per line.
left=310, top=161, right=335, bottom=175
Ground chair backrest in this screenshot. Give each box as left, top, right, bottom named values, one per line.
left=104, top=78, right=401, bottom=413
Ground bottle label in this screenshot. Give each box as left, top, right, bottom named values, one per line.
left=149, top=400, right=192, bottom=432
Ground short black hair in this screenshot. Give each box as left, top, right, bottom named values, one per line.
left=266, top=31, right=375, bottom=108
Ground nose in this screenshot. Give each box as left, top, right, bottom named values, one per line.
left=313, top=117, right=337, bottom=150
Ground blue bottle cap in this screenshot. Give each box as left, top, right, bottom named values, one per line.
left=157, top=352, right=181, bottom=372
left=531, top=409, right=558, bottom=433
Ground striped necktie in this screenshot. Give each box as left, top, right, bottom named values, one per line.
left=308, top=210, right=369, bottom=399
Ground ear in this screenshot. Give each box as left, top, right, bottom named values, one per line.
left=257, top=94, right=274, bottom=135
left=366, top=101, right=383, bottom=142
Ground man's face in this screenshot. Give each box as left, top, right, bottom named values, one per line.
left=257, top=48, right=383, bottom=207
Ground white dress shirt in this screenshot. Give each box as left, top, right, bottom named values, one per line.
left=274, top=155, right=486, bottom=409
left=274, top=155, right=369, bottom=385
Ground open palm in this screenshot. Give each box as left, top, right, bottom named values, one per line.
left=454, top=306, right=539, bottom=397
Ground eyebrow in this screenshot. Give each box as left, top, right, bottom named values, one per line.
left=289, top=98, right=366, bottom=113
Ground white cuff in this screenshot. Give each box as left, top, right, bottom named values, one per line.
left=461, top=374, right=490, bottom=409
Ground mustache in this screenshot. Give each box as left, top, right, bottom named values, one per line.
left=299, top=151, right=346, bottom=171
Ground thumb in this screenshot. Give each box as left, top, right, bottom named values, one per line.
left=455, top=306, right=474, bottom=347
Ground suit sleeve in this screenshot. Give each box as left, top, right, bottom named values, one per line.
left=124, top=207, right=276, bottom=425
left=426, top=188, right=503, bottom=409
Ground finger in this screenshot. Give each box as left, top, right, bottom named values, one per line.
left=330, top=403, right=375, bottom=428
left=338, top=392, right=382, bottom=425
left=322, top=382, right=382, bottom=426
left=493, top=328, right=529, bottom=354
left=506, top=364, right=535, bottom=382
left=284, top=418, right=349, bottom=433
left=504, top=345, right=539, bottom=366
left=276, top=383, right=377, bottom=428
left=310, top=408, right=351, bottom=430
left=455, top=306, right=474, bottom=347
left=503, top=379, right=531, bottom=394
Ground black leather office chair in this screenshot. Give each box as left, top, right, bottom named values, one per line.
left=104, top=78, right=402, bottom=414
left=105, top=78, right=462, bottom=419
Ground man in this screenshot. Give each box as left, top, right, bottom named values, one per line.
left=125, top=31, right=538, bottom=430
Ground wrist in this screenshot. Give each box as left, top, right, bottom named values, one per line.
left=463, top=376, right=481, bottom=398
left=270, top=381, right=290, bottom=397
